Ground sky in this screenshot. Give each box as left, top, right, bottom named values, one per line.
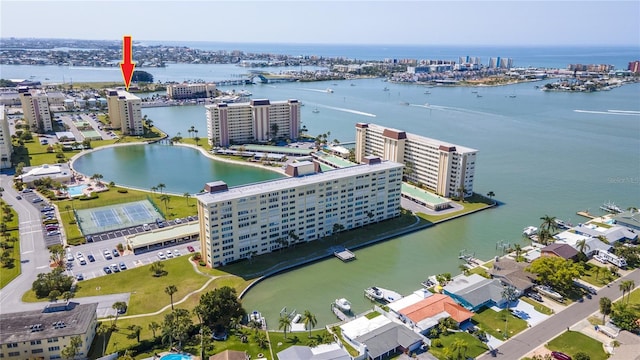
left=1, top=0, right=639, bottom=46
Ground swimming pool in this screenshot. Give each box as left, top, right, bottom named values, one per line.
left=67, top=184, right=88, bottom=197
left=160, top=354, right=194, bottom=360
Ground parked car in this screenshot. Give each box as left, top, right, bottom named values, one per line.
left=551, top=351, right=572, bottom=360
left=32, top=197, right=43, bottom=203
left=112, top=249, right=120, bottom=257
left=157, top=252, right=166, bottom=260
left=79, top=258, right=87, bottom=265
left=66, top=252, right=74, bottom=262
left=173, top=249, right=181, bottom=257
left=142, top=223, right=151, bottom=231
left=76, top=274, right=84, bottom=281
left=104, top=250, right=112, bottom=260
left=166, top=250, right=173, bottom=258
left=527, top=292, right=543, bottom=302
left=47, top=230, right=60, bottom=236
left=16, top=195, right=22, bottom=200
left=76, top=252, right=83, bottom=259
left=119, top=262, right=127, bottom=270
left=103, top=266, right=112, bottom=274
left=174, top=218, right=182, bottom=224
left=87, top=254, right=95, bottom=262
left=110, top=264, right=120, bottom=273
left=22, top=188, right=33, bottom=193
left=187, top=246, right=195, bottom=253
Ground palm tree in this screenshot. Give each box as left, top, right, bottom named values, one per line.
left=188, top=125, right=195, bottom=138
left=194, top=135, right=201, bottom=147
left=96, top=322, right=109, bottom=356
left=129, top=325, right=142, bottom=342
left=302, top=310, right=317, bottom=337
left=501, top=285, right=518, bottom=339
left=278, top=315, right=292, bottom=338
left=112, top=301, right=127, bottom=326
left=150, top=260, right=165, bottom=277
left=540, top=215, right=559, bottom=235
left=620, top=280, right=635, bottom=304
left=64, top=204, right=72, bottom=223
left=457, top=184, right=467, bottom=202
left=183, top=192, right=191, bottom=206
left=193, top=304, right=206, bottom=360
left=148, top=321, right=161, bottom=338
left=576, top=239, right=590, bottom=255
left=486, top=191, right=496, bottom=203
left=150, top=186, right=158, bottom=194
left=157, top=183, right=166, bottom=194
left=270, top=123, right=279, bottom=139
left=450, top=338, right=469, bottom=360
left=514, top=243, right=523, bottom=261
left=159, top=194, right=170, bottom=214
left=165, top=285, right=178, bottom=311
left=600, top=297, right=612, bottom=324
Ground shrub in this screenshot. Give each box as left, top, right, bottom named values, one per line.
left=78, top=194, right=99, bottom=201
left=193, top=252, right=201, bottom=260
left=574, top=353, right=590, bottom=360
left=57, top=159, right=66, bottom=163
left=117, top=189, right=128, bottom=193
left=199, top=260, right=206, bottom=266
left=431, top=339, right=442, bottom=348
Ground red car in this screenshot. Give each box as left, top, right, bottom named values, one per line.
left=551, top=351, right=572, bottom=360
left=187, top=246, right=195, bottom=252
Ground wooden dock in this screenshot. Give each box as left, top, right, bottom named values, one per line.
left=577, top=211, right=596, bottom=219
left=331, top=304, right=353, bottom=321
left=334, top=248, right=356, bottom=262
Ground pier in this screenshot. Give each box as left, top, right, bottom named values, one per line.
left=330, top=304, right=353, bottom=321
left=334, top=248, right=356, bottom=262
left=577, top=211, right=596, bottom=219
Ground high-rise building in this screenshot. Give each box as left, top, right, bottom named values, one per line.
left=206, top=99, right=300, bottom=147
left=106, top=90, right=143, bottom=135
left=0, top=302, right=98, bottom=360
left=0, top=105, right=12, bottom=169
left=18, top=87, right=53, bottom=132
left=355, top=123, right=477, bottom=199
left=196, top=158, right=403, bottom=267
left=628, top=61, right=640, bottom=74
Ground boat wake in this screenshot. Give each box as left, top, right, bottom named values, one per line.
left=410, top=103, right=496, bottom=117
left=301, top=88, right=333, bottom=93
left=574, top=109, right=640, bottom=116
left=321, top=105, right=376, bottom=117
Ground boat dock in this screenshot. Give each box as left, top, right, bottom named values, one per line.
left=577, top=211, right=596, bottom=219
left=379, top=287, right=403, bottom=303
left=334, top=248, right=356, bottom=262
left=330, top=304, right=354, bottom=321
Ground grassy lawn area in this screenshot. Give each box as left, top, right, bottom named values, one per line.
left=12, top=138, right=83, bottom=167
left=519, top=297, right=554, bottom=315
left=580, top=262, right=615, bottom=287
left=472, top=307, right=528, bottom=340
left=468, top=266, right=490, bottom=278
left=429, top=332, right=488, bottom=360
left=221, top=212, right=427, bottom=279
left=417, top=193, right=493, bottom=223
left=547, top=330, right=608, bottom=360
left=0, top=200, right=21, bottom=288
left=22, top=256, right=212, bottom=314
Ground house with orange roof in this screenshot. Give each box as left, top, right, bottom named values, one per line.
left=396, top=294, right=474, bottom=333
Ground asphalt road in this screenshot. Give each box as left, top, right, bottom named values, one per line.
left=478, top=268, right=640, bottom=359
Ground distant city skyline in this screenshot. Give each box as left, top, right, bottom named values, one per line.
left=1, top=1, right=639, bottom=46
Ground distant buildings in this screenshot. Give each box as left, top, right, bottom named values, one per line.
left=206, top=99, right=301, bottom=147
left=0, top=105, right=12, bottom=169
left=106, top=89, right=143, bottom=135
left=489, top=57, right=513, bottom=69
left=354, top=123, right=477, bottom=199
left=18, top=87, right=53, bottom=132
left=568, top=64, right=615, bottom=72
left=0, top=302, right=97, bottom=360
left=627, top=61, right=640, bottom=74
left=196, top=158, right=403, bottom=267
left=166, top=82, right=216, bottom=99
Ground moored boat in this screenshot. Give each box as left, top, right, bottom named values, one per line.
left=523, top=226, right=538, bottom=236
left=249, top=310, right=264, bottom=327
left=365, top=286, right=384, bottom=300
left=334, top=298, right=351, bottom=312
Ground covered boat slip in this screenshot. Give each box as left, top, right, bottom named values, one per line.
left=126, top=223, right=199, bottom=254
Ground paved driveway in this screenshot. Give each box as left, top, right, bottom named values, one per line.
left=509, top=300, right=550, bottom=327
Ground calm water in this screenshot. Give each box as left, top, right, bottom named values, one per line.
left=5, top=45, right=640, bottom=328
left=72, top=144, right=283, bottom=194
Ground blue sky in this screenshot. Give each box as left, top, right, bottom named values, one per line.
left=1, top=1, right=639, bottom=46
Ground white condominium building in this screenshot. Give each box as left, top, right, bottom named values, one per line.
left=355, top=123, right=477, bottom=199
left=206, top=99, right=301, bottom=147
left=0, top=105, right=12, bottom=169
left=166, top=82, right=216, bottom=99
left=106, top=90, right=143, bottom=135
left=197, top=157, right=403, bottom=267
left=18, top=87, right=53, bottom=132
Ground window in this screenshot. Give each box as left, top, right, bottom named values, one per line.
left=30, top=340, right=42, bottom=345
left=7, top=343, right=18, bottom=348
left=32, top=349, right=43, bottom=354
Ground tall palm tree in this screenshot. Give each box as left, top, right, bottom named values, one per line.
left=450, top=338, right=469, bottom=360
left=599, top=297, right=612, bottom=324
left=620, top=280, right=635, bottom=304
left=193, top=304, right=206, bottom=360
left=183, top=192, right=191, bottom=206
left=96, top=322, right=109, bottom=356
left=540, top=215, right=559, bottom=235
left=112, top=301, right=127, bottom=326
left=486, top=191, right=496, bottom=203
left=159, top=194, right=170, bottom=214
left=302, top=310, right=317, bottom=337
left=151, top=186, right=158, bottom=194
left=157, top=183, right=166, bottom=194
left=64, top=204, right=72, bottom=223
left=576, top=239, right=590, bottom=255
left=278, top=315, right=292, bottom=338
left=457, top=184, right=467, bottom=202
left=148, top=321, right=161, bottom=338
left=501, top=285, right=517, bottom=339
left=165, top=285, right=178, bottom=311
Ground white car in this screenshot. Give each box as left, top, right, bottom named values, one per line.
left=174, top=218, right=182, bottom=224
left=142, top=223, right=151, bottom=231
left=157, top=252, right=166, bottom=260
left=76, top=252, right=83, bottom=259
left=173, top=249, right=181, bottom=257
left=166, top=250, right=173, bottom=258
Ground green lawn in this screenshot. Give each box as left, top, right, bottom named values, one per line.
left=547, top=330, right=608, bottom=360
left=581, top=262, right=615, bottom=286
left=22, top=256, right=211, bottom=314
left=0, top=200, right=21, bottom=288
left=429, top=332, right=489, bottom=360
left=417, top=193, right=493, bottom=223
left=468, top=266, right=490, bottom=278
left=12, top=138, right=83, bottom=167
left=221, top=212, right=427, bottom=279
left=472, top=307, right=528, bottom=340
left=520, top=297, right=554, bottom=315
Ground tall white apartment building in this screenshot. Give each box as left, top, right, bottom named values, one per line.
left=355, top=123, right=477, bottom=199
left=0, top=105, right=12, bottom=169
left=106, top=90, right=143, bottom=135
left=18, top=87, right=53, bottom=132
left=167, top=82, right=216, bottom=99
left=206, top=99, right=300, bottom=147
left=197, top=158, right=403, bottom=267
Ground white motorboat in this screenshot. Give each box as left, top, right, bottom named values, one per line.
left=249, top=310, right=263, bottom=326
left=334, top=298, right=351, bottom=312
left=523, top=226, right=538, bottom=236
left=365, top=287, right=384, bottom=300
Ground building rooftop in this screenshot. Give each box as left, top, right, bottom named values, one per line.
left=126, top=223, right=199, bottom=249
left=196, top=161, right=403, bottom=204
left=0, top=302, right=97, bottom=344
left=107, top=89, right=140, bottom=100
left=364, top=123, right=478, bottom=154
left=354, top=322, right=423, bottom=359
left=541, top=243, right=579, bottom=259
left=277, top=343, right=350, bottom=360
left=399, top=293, right=474, bottom=324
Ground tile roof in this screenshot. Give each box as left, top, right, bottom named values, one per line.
left=399, top=294, right=474, bottom=323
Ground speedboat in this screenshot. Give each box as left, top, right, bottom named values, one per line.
left=365, top=287, right=383, bottom=300
left=326, top=88, right=334, bottom=93
left=600, top=201, right=623, bottom=214
left=523, top=226, right=538, bottom=236
left=334, top=298, right=351, bottom=312
left=249, top=310, right=263, bottom=326
left=312, top=108, right=320, bottom=113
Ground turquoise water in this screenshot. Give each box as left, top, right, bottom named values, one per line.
left=160, top=354, right=193, bottom=360
left=66, top=184, right=87, bottom=197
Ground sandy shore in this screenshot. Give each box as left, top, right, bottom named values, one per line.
left=173, top=143, right=287, bottom=176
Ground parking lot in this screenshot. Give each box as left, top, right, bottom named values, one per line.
left=17, top=189, right=63, bottom=247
